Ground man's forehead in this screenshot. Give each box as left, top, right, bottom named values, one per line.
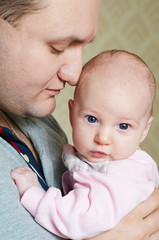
left=50, top=1, right=99, bottom=38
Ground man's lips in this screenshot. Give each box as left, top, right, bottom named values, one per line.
left=90, top=151, right=108, bottom=158
left=46, top=88, right=62, bottom=96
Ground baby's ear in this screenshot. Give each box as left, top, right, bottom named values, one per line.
left=140, top=116, right=153, bottom=143
left=68, top=99, right=74, bottom=127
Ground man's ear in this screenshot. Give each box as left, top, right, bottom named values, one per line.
left=68, top=99, right=74, bottom=127
left=140, top=116, right=153, bottom=143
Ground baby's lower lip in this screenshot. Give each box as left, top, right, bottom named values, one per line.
left=91, top=151, right=108, bottom=158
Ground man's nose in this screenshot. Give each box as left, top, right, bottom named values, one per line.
left=57, top=47, right=83, bottom=86
left=94, top=128, right=112, bottom=145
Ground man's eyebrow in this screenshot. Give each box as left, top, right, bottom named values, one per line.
left=48, top=35, right=96, bottom=44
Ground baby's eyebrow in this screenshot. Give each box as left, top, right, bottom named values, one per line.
left=119, top=118, right=139, bottom=126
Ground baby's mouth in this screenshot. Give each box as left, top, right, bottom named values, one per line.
left=90, top=151, right=108, bottom=158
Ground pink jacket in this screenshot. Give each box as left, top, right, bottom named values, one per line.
left=21, top=145, right=159, bottom=239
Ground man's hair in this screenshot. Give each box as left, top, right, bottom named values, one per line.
left=0, top=0, right=44, bottom=26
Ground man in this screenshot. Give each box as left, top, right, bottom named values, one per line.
left=0, top=1, right=99, bottom=239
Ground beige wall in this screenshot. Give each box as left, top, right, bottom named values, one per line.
left=53, top=0, right=159, bottom=166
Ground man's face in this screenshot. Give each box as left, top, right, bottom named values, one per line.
left=0, top=0, right=99, bottom=117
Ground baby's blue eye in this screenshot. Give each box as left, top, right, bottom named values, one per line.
left=119, top=123, right=129, bottom=130
left=87, top=116, right=97, bottom=123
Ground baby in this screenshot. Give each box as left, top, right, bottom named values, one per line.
left=11, top=50, right=159, bottom=239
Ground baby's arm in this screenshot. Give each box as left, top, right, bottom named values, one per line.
left=11, top=167, right=39, bottom=196
left=86, top=189, right=159, bottom=240
left=10, top=162, right=159, bottom=240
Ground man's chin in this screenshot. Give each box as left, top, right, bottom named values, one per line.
left=25, top=100, right=56, bottom=118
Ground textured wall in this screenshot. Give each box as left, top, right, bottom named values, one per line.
left=53, top=0, right=159, bottom=165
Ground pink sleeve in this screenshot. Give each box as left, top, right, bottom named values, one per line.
left=21, top=159, right=158, bottom=239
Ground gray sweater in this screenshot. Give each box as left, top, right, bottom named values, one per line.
left=0, top=115, right=67, bottom=240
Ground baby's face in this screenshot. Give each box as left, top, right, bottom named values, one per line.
left=69, top=66, right=152, bottom=163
